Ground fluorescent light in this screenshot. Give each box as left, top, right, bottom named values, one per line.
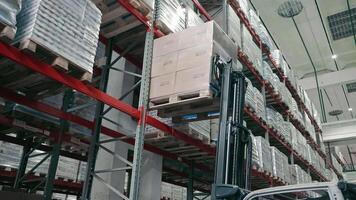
left=348, top=107, right=353, bottom=111
left=331, top=54, right=338, bottom=59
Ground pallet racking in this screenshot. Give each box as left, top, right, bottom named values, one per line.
left=0, top=0, right=343, bottom=199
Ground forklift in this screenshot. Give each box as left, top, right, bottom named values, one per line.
left=209, top=56, right=356, bottom=200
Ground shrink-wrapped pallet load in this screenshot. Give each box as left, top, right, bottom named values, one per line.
left=0, top=0, right=22, bottom=28
left=130, top=0, right=203, bottom=33
left=254, top=136, right=272, bottom=173
left=14, top=0, right=102, bottom=74
left=242, top=26, right=262, bottom=75
left=245, top=77, right=256, bottom=111
left=270, top=147, right=285, bottom=180
left=249, top=9, right=273, bottom=50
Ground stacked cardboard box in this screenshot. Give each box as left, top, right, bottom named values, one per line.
left=150, top=21, right=237, bottom=104
left=0, top=0, right=22, bottom=28
left=14, top=0, right=102, bottom=73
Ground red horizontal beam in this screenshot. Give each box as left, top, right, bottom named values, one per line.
left=117, top=0, right=164, bottom=37
left=191, top=0, right=212, bottom=21
left=0, top=87, right=211, bottom=172
left=0, top=42, right=214, bottom=156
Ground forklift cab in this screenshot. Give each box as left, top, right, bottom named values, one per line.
left=241, top=182, right=356, bottom=200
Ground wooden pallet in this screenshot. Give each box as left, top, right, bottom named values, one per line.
left=153, top=93, right=218, bottom=120
left=18, top=39, right=92, bottom=82
left=0, top=23, right=16, bottom=44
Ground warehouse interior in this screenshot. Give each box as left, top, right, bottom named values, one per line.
left=0, top=0, right=355, bottom=199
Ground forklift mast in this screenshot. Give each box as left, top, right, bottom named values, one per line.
left=211, top=56, right=250, bottom=200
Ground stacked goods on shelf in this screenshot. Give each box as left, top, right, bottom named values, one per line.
left=290, top=164, right=312, bottom=184
left=145, top=110, right=173, bottom=134
left=245, top=78, right=255, bottom=110
left=150, top=21, right=237, bottom=109
left=252, top=136, right=273, bottom=173
left=305, top=112, right=317, bottom=142
left=266, top=108, right=291, bottom=144
left=175, top=120, right=212, bottom=143
left=238, top=0, right=249, bottom=14
left=129, top=0, right=203, bottom=33
left=0, top=0, right=21, bottom=39
left=0, top=140, right=22, bottom=168
left=161, top=182, right=187, bottom=200
left=214, top=5, right=241, bottom=46
left=245, top=78, right=266, bottom=120
left=290, top=98, right=304, bottom=125
left=332, top=155, right=343, bottom=174
left=248, top=9, right=273, bottom=50
left=242, top=26, right=263, bottom=76
left=14, top=0, right=102, bottom=74
left=270, top=147, right=290, bottom=183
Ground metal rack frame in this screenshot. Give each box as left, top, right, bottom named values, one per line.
left=0, top=0, right=343, bottom=199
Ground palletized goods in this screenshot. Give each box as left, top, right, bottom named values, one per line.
left=14, top=0, right=102, bottom=73
left=0, top=0, right=22, bottom=28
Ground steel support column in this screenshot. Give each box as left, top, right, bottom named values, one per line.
left=129, top=1, right=157, bottom=198
left=44, top=89, right=74, bottom=199
left=82, top=39, right=113, bottom=199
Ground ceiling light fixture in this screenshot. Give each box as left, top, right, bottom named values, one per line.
left=348, top=107, right=353, bottom=111
left=331, top=54, right=338, bottom=59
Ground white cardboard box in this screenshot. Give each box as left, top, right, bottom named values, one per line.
left=150, top=73, right=176, bottom=99
left=175, top=66, right=211, bottom=94
left=151, top=51, right=178, bottom=77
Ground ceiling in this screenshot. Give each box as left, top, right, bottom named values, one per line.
left=248, top=0, right=356, bottom=167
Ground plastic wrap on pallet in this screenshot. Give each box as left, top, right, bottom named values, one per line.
left=245, top=77, right=256, bottom=111
left=14, top=0, right=102, bottom=73
left=254, top=136, right=272, bottom=173
left=0, top=141, right=23, bottom=168
left=248, top=9, right=273, bottom=50
left=156, top=0, right=186, bottom=33
left=242, top=26, right=262, bottom=75
left=254, top=87, right=266, bottom=121
left=214, top=5, right=241, bottom=47
left=270, top=147, right=285, bottom=180
left=186, top=7, right=204, bottom=27
left=175, top=120, right=211, bottom=143
left=238, top=0, right=249, bottom=15
left=282, top=153, right=290, bottom=184
left=290, top=164, right=310, bottom=184
left=251, top=135, right=261, bottom=168
left=0, top=0, right=22, bottom=28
